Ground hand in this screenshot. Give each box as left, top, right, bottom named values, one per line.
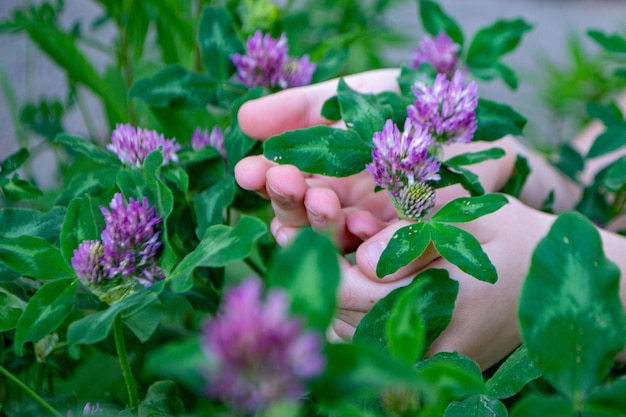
left=234, top=69, right=517, bottom=251
left=330, top=197, right=556, bottom=370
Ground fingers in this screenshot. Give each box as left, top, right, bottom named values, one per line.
left=238, top=68, right=401, bottom=140
left=234, top=155, right=275, bottom=198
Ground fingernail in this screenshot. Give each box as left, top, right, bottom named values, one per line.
left=305, top=204, right=328, bottom=227
left=267, top=183, right=297, bottom=209
left=275, top=229, right=288, bottom=246
left=364, top=240, right=386, bottom=272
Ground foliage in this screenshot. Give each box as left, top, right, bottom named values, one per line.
left=1, top=1, right=626, bottom=416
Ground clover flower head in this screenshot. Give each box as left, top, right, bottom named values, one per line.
left=278, top=55, right=316, bottom=89
left=192, top=126, right=226, bottom=158
left=203, top=277, right=325, bottom=412
left=393, top=182, right=436, bottom=221
left=231, top=30, right=315, bottom=90
left=67, top=402, right=102, bottom=417
left=411, top=32, right=460, bottom=76
left=71, top=240, right=106, bottom=285
left=107, top=124, right=180, bottom=167
left=408, top=70, right=478, bottom=145
left=100, top=193, right=164, bottom=287
left=367, top=119, right=440, bottom=193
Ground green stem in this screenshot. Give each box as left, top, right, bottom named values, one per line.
left=113, top=315, right=139, bottom=410
left=0, top=364, right=64, bottom=417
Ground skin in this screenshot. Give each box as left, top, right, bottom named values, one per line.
left=233, top=69, right=626, bottom=370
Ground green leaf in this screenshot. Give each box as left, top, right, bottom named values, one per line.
left=376, top=222, right=430, bottom=278
left=501, top=155, right=531, bottom=198
left=55, top=167, right=118, bottom=206
left=444, top=395, right=508, bottom=417
left=0, top=148, right=29, bottom=175
left=398, top=65, right=437, bottom=98
left=337, top=78, right=392, bottom=142
left=445, top=148, right=505, bottom=167
left=267, top=228, right=340, bottom=332
left=585, top=377, right=626, bottom=414
left=311, top=344, right=421, bottom=407
left=586, top=101, right=624, bottom=126
left=485, top=344, right=541, bottom=399
left=0, top=206, right=65, bottom=243
left=129, top=65, right=218, bottom=108
left=430, top=223, right=498, bottom=283
left=438, top=165, right=485, bottom=196
left=192, top=176, right=235, bottom=239
left=354, top=269, right=458, bottom=358
left=602, top=156, right=626, bottom=192
left=551, top=143, right=584, bottom=183
left=431, top=194, right=508, bottom=223
left=1, top=174, right=44, bottom=201
left=474, top=98, right=527, bottom=141
left=321, top=95, right=341, bottom=121
left=197, top=6, right=244, bottom=81
left=588, top=30, right=626, bottom=54
left=419, top=0, right=464, bottom=47
left=264, top=126, right=372, bottom=177
left=587, top=122, right=626, bottom=158
left=138, top=381, right=184, bottom=417
left=510, top=394, right=575, bottom=417
left=0, top=235, right=73, bottom=281
left=0, top=288, right=26, bottom=332
left=387, top=281, right=426, bottom=365
left=53, top=134, right=121, bottom=166
left=67, top=289, right=162, bottom=346
left=225, top=87, right=264, bottom=173
left=14, top=279, right=77, bottom=356
left=60, top=196, right=103, bottom=264
left=169, top=216, right=267, bottom=292
left=144, top=337, right=207, bottom=392
left=467, top=18, right=533, bottom=62
left=519, top=212, right=626, bottom=400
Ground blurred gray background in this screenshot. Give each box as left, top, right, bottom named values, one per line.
left=1, top=0, right=626, bottom=189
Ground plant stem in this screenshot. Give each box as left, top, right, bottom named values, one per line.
left=113, top=315, right=139, bottom=410
left=0, top=364, right=64, bottom=417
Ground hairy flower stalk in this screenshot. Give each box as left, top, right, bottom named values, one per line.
left=192, top=126, right=226, bottom=159
left=107, top=124, right=180, bottom=167
left=366, top=119, right=441, bottom=220
left=231, top=30, right=316, bottom=89
left=408, top=70, right=478, bottom=145
left=411, top=32, right=460, bottom=77
left=70, top=193, right=164, bottom=304
left=203, top=277, right=325, bottom=412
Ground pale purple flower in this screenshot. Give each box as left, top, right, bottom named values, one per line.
left=71, top=240, right=106, bottom=285
left=411, top=32, right=460, bottom=76
left=192, top=126, right=226, bottom=158
left=67, top=402, right=102, bottom=417
left=408, top=70, right=478, bottom=145
left=100, top=193, right=164, bottom=286
left=231, top=30, right=315, bottom=90
left=278, top=55, right=316, bottom=89
left=203, top=277, right=325, bottom=412
left=366, top=119, right=440, bottom=220
left=107, top=124, right=180, bottom=167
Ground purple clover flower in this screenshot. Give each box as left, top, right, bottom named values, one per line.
left=71, top=240, right=106, bottom=285
left=192, top=126, right=226, bottom=159
left=408, top=70, right=478, bottom=145
left=100, top=193, right=164, bottom=287
left=107, top=124, right=180, bottom=167
left=411, top=32, right=460, bottom=77
left=203, top=277, right=325, bottom=412
left=366, top=119, right=440, bottom=220
left=231, top=30, right=315, bottom=90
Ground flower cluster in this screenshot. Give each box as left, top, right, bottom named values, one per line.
left=411, top=32, right=460, bottom=77
left=71, top=193, right=164, bottom=303
left=366, top=120, right=441, bottom=220
left=192, top=126, right=226, bottom=159
left=408, top=70, right=478, bottom=145
left=202, top=277, right=325, bottom=412
left=231, top=30, right=316, bottom=90
left=107, top=124, right=180, bottom=167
